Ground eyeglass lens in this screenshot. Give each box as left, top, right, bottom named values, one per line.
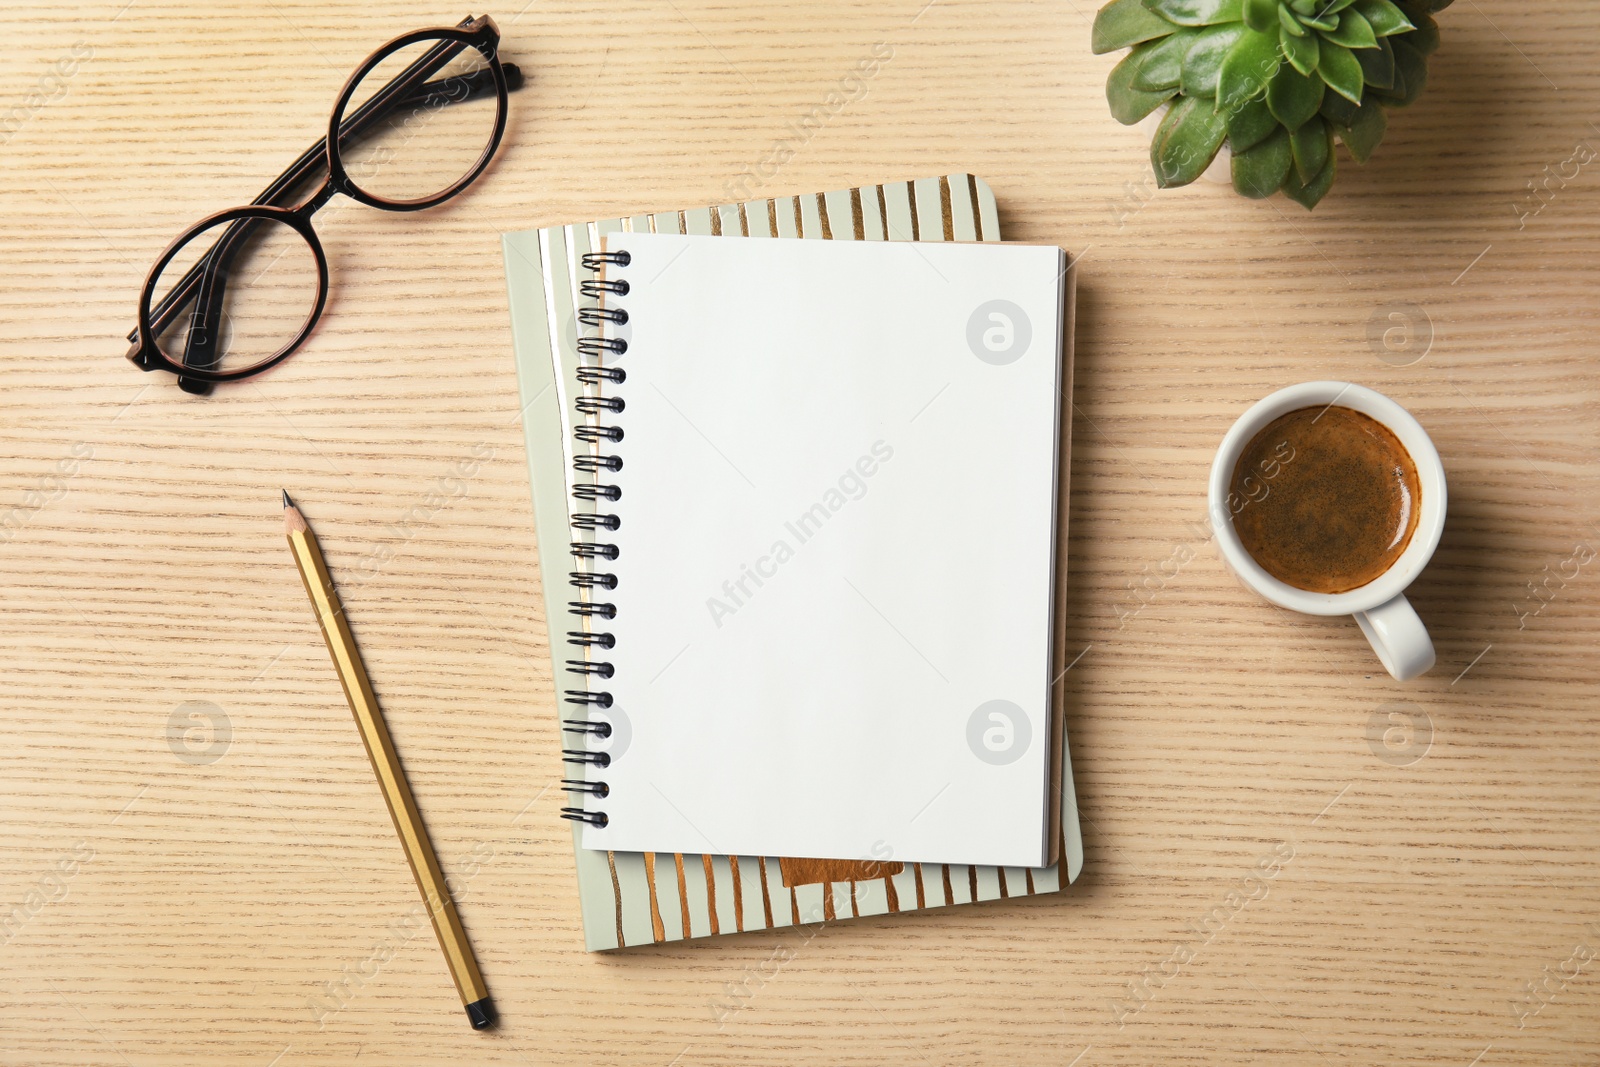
left=335, top=36, right=499, bottom=205
left=147, top=214, right=322, bottom=378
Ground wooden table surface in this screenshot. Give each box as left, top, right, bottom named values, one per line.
left=2, top=1, right=1596, bottom=1064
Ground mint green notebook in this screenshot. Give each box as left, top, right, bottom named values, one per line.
left=502, top=175, right=1083, bottom=950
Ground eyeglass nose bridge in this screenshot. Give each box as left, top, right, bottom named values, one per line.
left=289, top=177, right=341, bottom=220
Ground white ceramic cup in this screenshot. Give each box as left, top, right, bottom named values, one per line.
left=1207, top=382, right=1447, bottom=681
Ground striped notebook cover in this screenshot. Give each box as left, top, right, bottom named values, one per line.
left=502, top=174, right=1083, bottom=950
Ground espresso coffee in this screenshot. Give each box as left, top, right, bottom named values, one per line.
left=1229, top=405, right=1421, bottom=594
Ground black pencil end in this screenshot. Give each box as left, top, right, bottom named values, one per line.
left=465, top=995, right=497, bottom=1030
left=281, top=489, right=293, bottom=509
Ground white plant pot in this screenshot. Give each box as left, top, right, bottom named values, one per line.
left=1202, top=143, right=1233, bottom=184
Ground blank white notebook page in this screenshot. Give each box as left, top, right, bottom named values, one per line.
left=577, top=231, right=1066, bottom=868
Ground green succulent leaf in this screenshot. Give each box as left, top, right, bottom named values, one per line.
left=1384, top=37, right=1428, bottom=105
left=1231, top=126, right=1293, bottom=198
left=1388, top=63, right=1408, bottom=100
left=1132, top=29, right=1198, bottom=90
left=1300, top=10, right=1340, bottom=31
left=1318, top=41, right=1366, bottom=102
left=1152, top=95, right=1230, bottom=187
left=1266, top=63, right=1325, bottom=129
left=1325, top=9, right=1378, bottom=49
left=1356, top=35, right=1396, bottom=89
left=1182, top=24, right=1250, bottom=97
left=1242, top=0, right=1278, bottom=33
left=1218, top=28, right=1283, bottom=111
left=1367, top=51, right=1406, bottom=100
left=1282, top=152, right=1336, bottom=208
left=1340, top=96, right=1387, bottom=161
left=1319, top=82, right=1361, bottom=123
left=1281, top=23, right=1320, bottom=74
left=1142, top=0, right=1244, bottom=26
left=1290, top=116, right=1332, bottom=181
left=1093, top=0, right=1178, bottom=54
left=1289, top=0, right=1318, bottom=13
left=1279, top=5, right=1308, bottom=36
left=1106, top=45, right=1181, bottom=123
left=1323, top=0, right=1363, bottom=13
left=1405, top=13, right=1441, bottom=54
left=1226, top=95, right=1280, bottom=152
left=1356, top=0, right=1416, bottom=36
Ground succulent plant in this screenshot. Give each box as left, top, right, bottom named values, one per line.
left=1092, top=0, right=1452, bottom=208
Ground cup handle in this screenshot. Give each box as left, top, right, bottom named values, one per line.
left=1354, top=594, right=1435, bottom=681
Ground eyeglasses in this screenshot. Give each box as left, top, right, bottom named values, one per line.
left=125, top=14, right=522, bottom=395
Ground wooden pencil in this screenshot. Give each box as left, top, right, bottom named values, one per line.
left=282, top=490, right=496, bottom=1030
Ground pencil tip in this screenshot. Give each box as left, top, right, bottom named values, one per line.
left=281, top=489, right=293, bottom=509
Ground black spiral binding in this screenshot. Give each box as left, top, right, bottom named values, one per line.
left=560, top=248, right=631, bottom=830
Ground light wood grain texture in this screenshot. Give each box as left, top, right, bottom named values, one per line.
left=0, top=2, right=1596, bottom=1065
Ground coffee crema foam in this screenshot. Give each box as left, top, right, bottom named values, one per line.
left=1230, top=405, right=1420, bottom=595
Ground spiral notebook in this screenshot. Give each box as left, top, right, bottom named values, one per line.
left=504, top=176, right=1083, bottom=949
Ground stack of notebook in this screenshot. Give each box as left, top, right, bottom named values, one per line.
left=502, top=175, right=1082, bottom=950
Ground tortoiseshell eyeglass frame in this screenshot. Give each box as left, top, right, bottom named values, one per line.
left=125, top=14, right=522, bottom=395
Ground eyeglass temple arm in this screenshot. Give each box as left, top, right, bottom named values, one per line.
left=175, top=257, right=227, bottom=393
left=128, top=18, right=521, bottom=352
